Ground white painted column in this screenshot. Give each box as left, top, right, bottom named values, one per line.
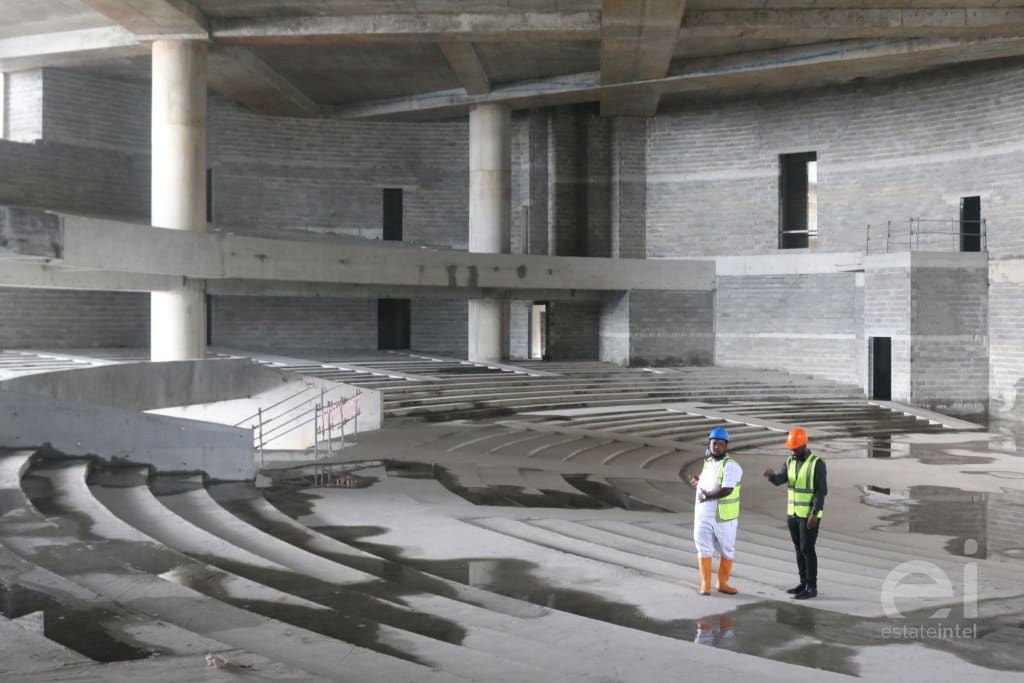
left=150, top=40, right=207, bottom=361
left=467, top=103, right=511, bottom=362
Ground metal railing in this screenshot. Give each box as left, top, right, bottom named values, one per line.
left=865, top=218, right=987, bottom=254
left=235, top=384, right=359, bottom=469
left=779, top=227, right=818, bottom=249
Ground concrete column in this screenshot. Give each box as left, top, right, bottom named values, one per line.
left=150, top=40, right=207, bottom=361
left=467, top=103, right=511, bottom=362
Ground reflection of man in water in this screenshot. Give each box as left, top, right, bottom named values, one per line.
left=694, top=614, right=737, bottom=650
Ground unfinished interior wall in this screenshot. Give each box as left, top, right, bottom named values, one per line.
left=648, top=59, right=1024, bottom=414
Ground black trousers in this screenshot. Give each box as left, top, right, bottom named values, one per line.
left=787, top=515, right=819, bottom=586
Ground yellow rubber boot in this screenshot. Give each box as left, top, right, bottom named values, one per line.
left=716, top=558, right=739, bottom=594
left=698, top=556, right=713, bottom=595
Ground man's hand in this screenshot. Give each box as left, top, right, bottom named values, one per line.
left=807, top=513, right=819, bottom=529
left=688, top=474, right=699, bottom=488
left=763, top=468, right=776, bottom=477
left=698, top=489, right=708, bottom=502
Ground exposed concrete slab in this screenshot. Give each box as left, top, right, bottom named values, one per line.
left=210, top=11, right=602, bottom=43
left=0, top=26, right=146, bottom=71
left=79, top=0, right=208, bottom=38
left=599, top=0, right=686, bottom=117
left=207, top=46, right=319, bottom=117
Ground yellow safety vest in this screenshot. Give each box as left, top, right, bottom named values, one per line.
left=701, top=454, right=741, bottom=521
left=786, top=452, right=823, bottom=518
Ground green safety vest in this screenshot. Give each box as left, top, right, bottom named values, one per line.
left=786, top=452, right=823, bottom=519
left=701, top=454, right=741, bottom=521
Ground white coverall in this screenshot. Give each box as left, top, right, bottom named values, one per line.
left=693, top=456, right=742, bottom=559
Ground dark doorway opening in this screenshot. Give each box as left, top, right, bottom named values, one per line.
left=871, top=337, right=892, bottom=400
left=960, top=195, right=981, bottom=252
left=529, top=302, right=548, bottom=360
left=206, top=294, right=213, bottom=346
left=206, top=168, right=214, bottom=223
left=779, top=151, right=817, bottom=249
left=378, top=298, right=410, bottom=350
left=383, top=188, right=403, bottom=241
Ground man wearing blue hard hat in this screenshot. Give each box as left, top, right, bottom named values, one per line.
left=687, top=426, right=743, bottom=595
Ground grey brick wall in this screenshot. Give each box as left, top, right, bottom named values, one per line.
left=210, top=296, right=376, bottom=353
left=0, top=68, right=150, bottom=220
left=546, top=301, right=599, bottom=360
left=628, top=290, right=714, bottom=367
left=209, top=97, right=469, bottom=248
left=410, top=298, right=468, bottom=358
left=0, top=287, right=148, bottom=348
left=508, top=299, right=530, bottom=360
left=549, top=105, right=588, bottom=257
left=611, top=117, right=646, bottom=259
left=0, top=140, right=150, bottom=219
left=717, top=273, right=860, bottom=385
left=863, top=266, right=912, bottom=400
left=989, top=282, right=1024, bottom=417
left=526, top=110, right=550, bottom=256
left=586, top=113, right=612, bottom=258
left=647, top=59, right=1024, bottom=260
left=42, top=70, right=150, bottom=153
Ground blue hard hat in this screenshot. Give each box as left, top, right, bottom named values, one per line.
left=708, top=427, right=730, bottom=442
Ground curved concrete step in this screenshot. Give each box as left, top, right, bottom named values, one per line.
left=603, top=478, right=690, bottom=512
left=4, top=467, right=460, bottom=682
left=149, top=474, right=609, bottom=681
left=518, top=518, right=886, bottom=608
left=56, top=466, right=483, bottom=668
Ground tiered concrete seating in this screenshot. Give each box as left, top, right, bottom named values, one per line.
left=3, top=351, right=1020, bottom=681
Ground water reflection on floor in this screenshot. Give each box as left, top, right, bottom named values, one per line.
left=309, top=520, right=1024, bottom=677
left=857, top=482, right=1024, bottom=561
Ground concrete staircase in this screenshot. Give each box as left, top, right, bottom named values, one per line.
left=1, top=447, right=870, bottom=682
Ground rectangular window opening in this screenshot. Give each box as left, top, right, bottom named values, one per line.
left=529, top=302, right=548, bottom=360
left=383, top=188, right=403, bottom=241
left=779, top=152, right=818, bottom=249
left=960, top=196, right=981, bottom=253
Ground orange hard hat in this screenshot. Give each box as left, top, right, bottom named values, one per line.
left=785, top=428, right=808, bottom=449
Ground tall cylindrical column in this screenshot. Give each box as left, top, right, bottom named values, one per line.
left=467, top=103, right=511, bottom=362
left=151, top=39, right=207, bottom=361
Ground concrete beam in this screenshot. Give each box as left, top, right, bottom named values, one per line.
left=0, top=208, right=714, bottom=293
left=210, top=12, right=600, bottom=44
left=207, top=46, right=319, bottom=117
left=0, top=262, right=182, bottom=292
left=600, top=0, right=686, bottom=117
left=682, top=8, right=1024, bottom=41
left=328, top=35, right=1024, bottom=119
left=0, top=26, right=146, bottom=71
left=79, top=0, right=208, bottom=39
left=440, top=42, right=491, bottom=95
left=207, top=280, right=608, bottom=302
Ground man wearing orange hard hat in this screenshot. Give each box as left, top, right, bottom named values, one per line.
left=763, top=427, right=828, bottom=600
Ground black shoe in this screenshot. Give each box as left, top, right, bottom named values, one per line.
left=794, top=586, right=817, bottom=600
left=785, top=584, right=806, bottom=594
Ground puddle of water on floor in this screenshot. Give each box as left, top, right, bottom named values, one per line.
left=0, top=583, right=156, bottom=662
left=857, top=483, right=1024, bottom=561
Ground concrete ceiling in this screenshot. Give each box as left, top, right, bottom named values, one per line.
left=4, top=1, right=1024, bottom=120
